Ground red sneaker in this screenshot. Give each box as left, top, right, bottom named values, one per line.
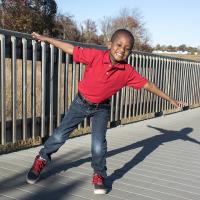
left=92, top=173, right=107, bottom=194
left=26, top=155, right=47, bottom=184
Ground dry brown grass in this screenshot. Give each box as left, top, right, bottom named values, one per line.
left=5, top=58, right=42, bottom=120
left=160, top=53, right=200, bottom=61
left=5, top=58, right=76, bottom=121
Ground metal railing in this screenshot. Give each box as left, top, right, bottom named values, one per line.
left=0, top=28, right=200, bottom=153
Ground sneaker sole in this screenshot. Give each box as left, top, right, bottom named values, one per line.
left=26, top=174, right=40, bottom=184
left=94, top=189, right=107, bottom=195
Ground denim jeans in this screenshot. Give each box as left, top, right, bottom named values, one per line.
left=39, top=93, right=110, bottom=177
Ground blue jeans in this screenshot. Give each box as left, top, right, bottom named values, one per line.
left=39, top=93, right=110, bottom=177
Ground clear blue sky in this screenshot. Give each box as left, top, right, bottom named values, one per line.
left=56, top=0, right=200, bottom=47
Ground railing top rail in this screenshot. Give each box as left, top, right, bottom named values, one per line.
left=0, top=28, right=106, bottom=50
left=132, top=50, right=200, bottom=63
left=0, top=28, right=32, bottom=39
left=0, top=28, right=199, bottom=63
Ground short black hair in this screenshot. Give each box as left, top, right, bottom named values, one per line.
left=111, top=29, right=135, bottom=48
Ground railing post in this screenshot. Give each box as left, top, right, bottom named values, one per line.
left=49, top=44, right=56, bottom=135
left=56, top=49, right=62, bottom=127
left=22, top=38, right=27, bottom=140
left=0, top=34, right=6, bottom=145
left=11, top=36, right=17, bottom=143
left=41, top=42, right=46, bottom=138
left=31, top=40, right=37, bottom=139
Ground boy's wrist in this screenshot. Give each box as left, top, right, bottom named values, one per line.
left=43, top=36, right=49, bottom=43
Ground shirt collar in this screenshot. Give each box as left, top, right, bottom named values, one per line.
left=103, top=50, right=126, bottom=69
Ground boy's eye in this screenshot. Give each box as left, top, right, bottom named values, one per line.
left=116, top=43, right=131, bottom=50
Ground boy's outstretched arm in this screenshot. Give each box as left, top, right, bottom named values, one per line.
left=143, top=81, right=186, bottom=108
left=31, top=32, right=74, bottom=55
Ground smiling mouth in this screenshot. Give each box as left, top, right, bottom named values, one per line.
left=116, top=52, right=124, bottom=58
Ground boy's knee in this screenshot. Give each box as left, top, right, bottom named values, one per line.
left=92, top=143, right=101, bottom=155
left=48, top=131, right=67, bottom=144
left=92, top=140, right=107, bottom=155
left=53, top=134, right=63, bottom=143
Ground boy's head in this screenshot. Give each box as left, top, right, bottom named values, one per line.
left=108, top=29, right=135, bottom=64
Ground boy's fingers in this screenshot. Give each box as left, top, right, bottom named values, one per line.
left=179, top=101, right=188, bottom=106
left=31, top=32, right=41, bottom=39
left=175, top=101, right=188, bottom=108
left=172, top=100, right=186, bottom=108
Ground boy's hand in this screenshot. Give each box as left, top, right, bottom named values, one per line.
left=31, top=32, right=46, bottom=42
left=169, top=99, right=187, bottom=108
left=31, top=32, right=74, bottom=54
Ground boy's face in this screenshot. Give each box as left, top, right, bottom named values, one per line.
left=108, top=34, right=133, bottom=65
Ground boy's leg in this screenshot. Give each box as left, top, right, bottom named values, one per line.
left=91, top=107, right=110, bottom=194
left=26, top=94, right=87, bottom=184
left=39, top=104, right=84, bottom=161
left=40, top=96, right=87, bottom=161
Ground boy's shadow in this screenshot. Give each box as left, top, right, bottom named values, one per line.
left=106, top=126, right=199, bottom=192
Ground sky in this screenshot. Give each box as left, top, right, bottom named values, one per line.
left=56, top=0, right=200, bottom=47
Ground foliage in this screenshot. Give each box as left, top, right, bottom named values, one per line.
left=53, top=13, right=81, bottom=41
left=0, top=0, right=57, bottom=34
left=80, top=19, right=103, bottom=44
left=154, top=44, right=200, bottom=54
left=0, top=4, right=152, bottom=50
left=100, top=8, right=152, bottom=52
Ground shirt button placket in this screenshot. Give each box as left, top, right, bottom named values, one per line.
left=106, top=64, right=111, bottom=77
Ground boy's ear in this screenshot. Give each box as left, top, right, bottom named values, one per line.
left=107, top=41, right=112, bottom=49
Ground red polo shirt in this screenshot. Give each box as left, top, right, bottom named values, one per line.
left=73, top=46, right=148, bottom=103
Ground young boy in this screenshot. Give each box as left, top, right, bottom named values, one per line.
left=26, top=29, right=184, bottom=194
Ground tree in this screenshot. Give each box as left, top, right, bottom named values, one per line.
left=0, top=0, right=57, bottom=34
left=54, top=13, right=81, bottom=41
left=0, top=0, right=30, bottom=31
left=178, top=44, right=187, bottom=51
left=27, top=0, right=57, bottom=34
left=100, top=16, right=113, bottom=45
left=81, top=19, right=100, bottom=44
left=100, top=8, right=152, bottom=52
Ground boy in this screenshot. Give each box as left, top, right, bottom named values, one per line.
left=26, top=29, right=184, bottom=194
